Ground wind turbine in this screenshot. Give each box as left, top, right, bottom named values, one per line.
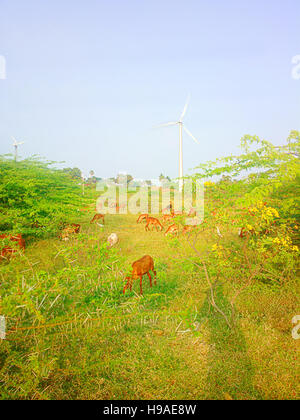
left=12, top=136, right=25, bottom=161
left=155, top=96, right=199, bottom=191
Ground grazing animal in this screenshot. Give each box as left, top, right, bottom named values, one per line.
left=60, top=224, right=81, bottom=241
left=162, top=214, right=174, bottom=223
left=137, top=214, right=148, bottom=223
left=123, top=255, right=156, bottom=295
left=145, top=217, right=163, bottom=231
left=107, top=233, right=119, bottom=248
left=165, top=224, right=179, bottom=236
left=90, top=213, right=105, bottom=224
left=0, top=234, right=25, bottom=259
left=182, top=225, right=195, bottom=235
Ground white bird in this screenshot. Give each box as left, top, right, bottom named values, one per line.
left=155, top=96, right=199, bottom=191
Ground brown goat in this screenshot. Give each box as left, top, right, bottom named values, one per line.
left=145, top=217, right=163, bottom=231
left=60, top=224, right=81, bottom=241
left=0, top=234, right=25, bottom=259
left=182, top=225, right=196, bottom=235
left=90, top=213, right=105, bottom=224
left=162, top=213, right=174, bottom=223
left=123, top=255, right=156, bottom=295
left=165, top=224, right=179, bottom=236
left=137, top=214, right=148, bottom=223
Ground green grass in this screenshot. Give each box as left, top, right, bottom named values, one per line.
left=0, top=212, right=299, bottom=400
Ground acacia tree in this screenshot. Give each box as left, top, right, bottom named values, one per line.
left=182, top=131, right=299, bottom=328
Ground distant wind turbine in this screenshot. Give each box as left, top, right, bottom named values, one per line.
left=12, top=136, right=25, bottom=161
left=155, top=96, right=199, bottom=191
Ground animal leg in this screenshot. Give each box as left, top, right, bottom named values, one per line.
left=147, top=271, right=152, bottom=287
left=139, top=275, right=143, bottom=295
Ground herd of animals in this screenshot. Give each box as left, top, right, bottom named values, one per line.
left=0, top=203, right=198, bottom=295
left=0, top=203, right=254, bottom=295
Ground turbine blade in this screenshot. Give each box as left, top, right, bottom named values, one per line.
left=11, top=136, right=17, bottom=145
left=183, top=126, right=199, bottom=144
left=153, top=122, right=178, bottom=129
left=180, top=95, right=190, bottom=121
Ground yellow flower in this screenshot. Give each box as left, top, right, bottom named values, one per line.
left=212, top=244, right=223, bottom=252
left=292, top=245, right=299, bottom=252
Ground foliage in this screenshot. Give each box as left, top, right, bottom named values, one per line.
left=183, top=131, right=299, bottom=328
left=62, top=167, right=82, bottom=180
left=0, top=156, right=87, bottom=237
left=0, top=132, right=299, bottom=400
left=193, top=130, right=300, bottom=217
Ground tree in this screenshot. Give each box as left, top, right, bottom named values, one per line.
left=62, top=167, right=82, bottom=180
left=0, top=157, right=85, bottom=236
left=182, top=131, right=300, bottom=328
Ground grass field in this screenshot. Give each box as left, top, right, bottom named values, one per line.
left=1, top=210, right=299, bottom=400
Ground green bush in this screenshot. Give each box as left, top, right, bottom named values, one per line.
left=0, top=156, right=87, bottom=237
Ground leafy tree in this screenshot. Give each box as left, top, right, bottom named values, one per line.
left=183, top=131, right=300, bottom=326
left=0, top=156, right=85, bottom=236
left=62, top=167, right=82, bottom=180
left=193, top=130, right=300, bottom=221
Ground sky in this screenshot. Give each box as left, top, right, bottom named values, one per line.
left=0, top=0, right=299, bottom=180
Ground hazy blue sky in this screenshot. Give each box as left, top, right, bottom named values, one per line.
left=0, top=0, right=299, bottom=179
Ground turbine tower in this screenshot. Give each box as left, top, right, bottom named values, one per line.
left=12, top=136, right=25, bottom=161
left=156, top=96, right=199, bottom=191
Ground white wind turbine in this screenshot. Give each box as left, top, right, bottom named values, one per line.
left=12, top=136, right=25, bottom=161
left=156, top=96, right=199, bottom=191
